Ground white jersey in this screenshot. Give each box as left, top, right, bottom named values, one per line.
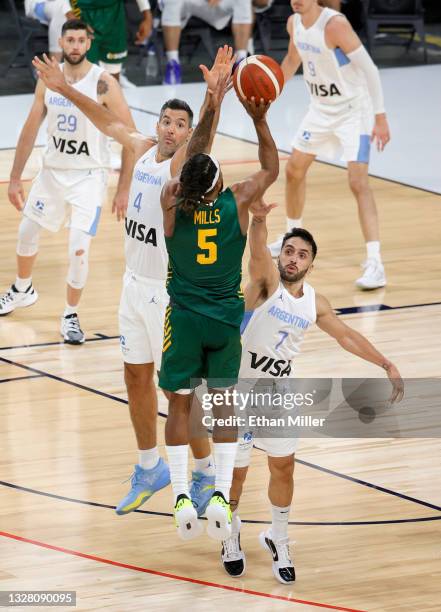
left=239, top=281, right=316, bottom=379
left=43, top=63, right=110, bottom=170
left=124, top=146, right=171, bottom=281
left=293, top=8, right=367, bottom=114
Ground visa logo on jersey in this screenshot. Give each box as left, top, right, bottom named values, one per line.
left=52, top=136, right=90, bottom=155
left=248, top=351, right=292, bottom=377
left=125, top=218, right=157, bottom=246
left=306, top=80, right=341, bottom=97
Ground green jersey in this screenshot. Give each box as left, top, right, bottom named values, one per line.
left=73, top=0, right=119, bottom=9
left=165, top=188, right=247, bottom=328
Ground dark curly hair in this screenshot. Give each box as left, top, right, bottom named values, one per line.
left=282, top=228, right=317, bottom=260
left=177, top=153, right=219, bottom=215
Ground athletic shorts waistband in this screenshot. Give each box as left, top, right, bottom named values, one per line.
left=124, top=268, right=167, bottom=287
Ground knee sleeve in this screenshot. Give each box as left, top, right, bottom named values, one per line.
left=16, top=217, right=41, bottom=257
left=161, top=0, right=185, bottom=27
left=67, top=228, right=92, bottom=290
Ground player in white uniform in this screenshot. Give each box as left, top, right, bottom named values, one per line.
left=221, top=214, right=404, bottom=583
left=269, top=0, right=390, bottom=290
left=33, top=46, right=236, bottom=515
left=1, top=19, right=134, bottom=344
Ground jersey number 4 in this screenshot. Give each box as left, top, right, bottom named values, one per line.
left=197, top=229, right=217, bottom=265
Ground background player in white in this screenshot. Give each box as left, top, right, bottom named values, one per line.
left=269, top=0, right=391, bottom=290
left=221, top=211, right=403, bottom=583
left=33, top=46, right=236, bottom=515
left=2, top=19, right=134, bottom=344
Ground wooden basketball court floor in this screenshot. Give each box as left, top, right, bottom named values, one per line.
left=1, top=133, right=441, bottom=612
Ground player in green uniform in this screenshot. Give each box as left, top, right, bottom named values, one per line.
left=159, top=89, right=280, bottom=541
left=71, top=0, right=152, bottom=83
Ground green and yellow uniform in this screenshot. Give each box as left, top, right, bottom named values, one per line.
left=71, top=0, right=128, bottom=67
left=159, top=188, right=247, bottom=392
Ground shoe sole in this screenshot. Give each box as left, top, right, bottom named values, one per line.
left=61, top=335, right=85, bottom=345
left=258, top=532, right=295, bottom=585
left=206, top=504, right=232, bottom=541
left=355, top=281, right=387, bottom=291
left=175, top=506, right=203, bottom=541
left=0, top=291, right=38, bottom=316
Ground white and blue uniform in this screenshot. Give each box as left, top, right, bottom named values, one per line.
left=24, top=64, right=110, bottom=235
left=119, top=145, right=171, bottom=367
left=292, top=8, right=372, bottom=163
left=235, top=281, right=316, bottom=465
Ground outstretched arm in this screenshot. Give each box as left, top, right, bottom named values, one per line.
left=231, top=98, right=279, bottom=232
left=244, top=207, right=280, bottom=308
left=316, top=293, right=404, bottom=403
left=170, top=45, right=234, bottom=176
left=32, top=55, right=155, bottom=160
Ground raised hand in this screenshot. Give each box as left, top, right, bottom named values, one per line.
left=32, top=54, right=66, bottom=93
left=199, top=45, right=235, bottom=94
left=249, top=198, right=277, bottom=218
left=240, top=96, right=271, bottom=123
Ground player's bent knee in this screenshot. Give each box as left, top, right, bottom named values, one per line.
left=285, top=159, right=307, bottom=183
left=268, top=454, right=295, bottom=479
left=67, top=228, right=91, bottom=290
left=16, top=217, right=41, bottom=257
left=124, top=362, right=155, bottom=388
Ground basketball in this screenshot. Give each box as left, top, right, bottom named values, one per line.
left=233, top=55, right=284, bottom=104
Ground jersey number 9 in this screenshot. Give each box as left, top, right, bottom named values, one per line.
left=197, top=229, right=217, bottom=265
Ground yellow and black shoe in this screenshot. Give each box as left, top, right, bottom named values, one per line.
left=206, top=491, right=232, bottom=541
left=174, top=494, right=203, bottom=541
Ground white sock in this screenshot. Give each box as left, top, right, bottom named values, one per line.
left=213, top=442, right=238, bottom=501
left=64, top=304, right=78, bottom=317
left=194, top=454, right=215, bottom=476
left=287, top=217, right=302, bottom=232
left=247, top=38, right=255, bottom=55
left=166, top=444, right=189, bottom=501
left=231, top=509, right=241, bottom=535
left=138, top=447, right=160, bottom=470
left=15, top=276, right=31, bottom=292
left=366, top=241, right=381, bottom=262
left=166, top=50, right=179, bottom=62
left=271, top=504, right=290, bottom=541
left=236, top=49, right=247, bottom=61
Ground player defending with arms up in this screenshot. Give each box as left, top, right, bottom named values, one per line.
left=1, top=19, right=134, bottom=343
left=159, top=92, right=279, bottom=541
left=221, top=213, right=403, bottom=583
left=269, top=0, right=390, bottom=290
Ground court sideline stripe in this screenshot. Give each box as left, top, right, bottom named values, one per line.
left=1, top=354, right=440, bottom=513
left=1, top=479, right=439, bottom=526
left=0, top=530, right=365, bottom=612
left=128, top=105, right=441, bottom=197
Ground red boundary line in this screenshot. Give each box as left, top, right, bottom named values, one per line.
left=0, top=530, right=365, bottom=612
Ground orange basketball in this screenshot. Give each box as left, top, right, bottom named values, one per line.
left=233, top=55, right=284, bottom=104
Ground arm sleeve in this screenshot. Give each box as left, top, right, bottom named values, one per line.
left=347, top=45, right=385, bottom=115
left=136, top=0, right=151, bottom=13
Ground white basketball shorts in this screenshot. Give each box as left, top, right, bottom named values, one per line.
left=23, top=167, right=108, bottom=235
left=235, top=431, right=298, bottom=467
left=161, top=0, right=252, bottom=30
left=118, top=270, right=169, bottom=367
left=292, top=102, right=373, bottom=163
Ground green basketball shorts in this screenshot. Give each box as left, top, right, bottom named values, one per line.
left=79, top=2, right=128, bottom=66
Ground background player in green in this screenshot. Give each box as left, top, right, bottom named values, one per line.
left=159, top=87, right=280, bottom=541
left=71, top=0, right=152, bottom=85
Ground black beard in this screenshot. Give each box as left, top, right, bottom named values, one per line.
left=63, top=52, right=87, bottom=66
left=278, top=260, right=308, bottom=283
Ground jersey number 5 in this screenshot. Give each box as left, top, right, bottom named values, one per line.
left=197, top=229, right=217, bottom=265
